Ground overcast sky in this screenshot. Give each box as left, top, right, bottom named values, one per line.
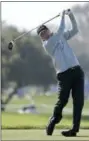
left=1, top=2, right=86, bottom=31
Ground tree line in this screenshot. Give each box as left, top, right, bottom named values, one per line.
left=1, top=3, right=89, bottom=91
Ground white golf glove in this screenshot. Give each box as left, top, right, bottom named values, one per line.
left=61, top=9, right=71, bottom=16
left=65, top=9, right=71, bottom=15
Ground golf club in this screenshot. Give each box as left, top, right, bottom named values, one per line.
left=8, top=13, right=60, bottom=50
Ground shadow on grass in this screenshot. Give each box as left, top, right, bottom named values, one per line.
left=77, top=135, right=89, bottom=137
left=54, top=135, right=89, bottom=137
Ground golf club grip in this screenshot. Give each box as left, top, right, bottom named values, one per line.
left=13, top=14, right=60, bottom=42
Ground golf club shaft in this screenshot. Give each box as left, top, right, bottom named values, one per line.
left=13, top=14, right=60, bottom=42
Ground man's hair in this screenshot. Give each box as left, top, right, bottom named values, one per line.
left=37, top=25, right=48, bottom=35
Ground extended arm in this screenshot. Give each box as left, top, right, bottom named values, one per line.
left=56, top=10, right=65, bottom=36
left=64, top=10, right=78, bottom=40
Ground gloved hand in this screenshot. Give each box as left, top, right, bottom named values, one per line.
left=65, top=9, right=71, bottom=15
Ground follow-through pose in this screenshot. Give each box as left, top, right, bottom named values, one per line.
left=37, top=9, right=84, bottom=137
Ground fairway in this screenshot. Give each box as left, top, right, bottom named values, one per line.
left=2, top=129, right=89, bottom=140
left=2, top=95, right=89, bottom=141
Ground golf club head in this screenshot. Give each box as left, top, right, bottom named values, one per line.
left=8, top=41, right=14, bottom=50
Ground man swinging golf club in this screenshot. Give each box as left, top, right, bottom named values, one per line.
left=37, top=9, right=84, bottom=137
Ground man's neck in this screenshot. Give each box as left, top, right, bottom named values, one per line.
left=43, top=33, right=53, bottom=41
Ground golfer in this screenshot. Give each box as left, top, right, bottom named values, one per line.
left=37, top=9, right=84, bottom=137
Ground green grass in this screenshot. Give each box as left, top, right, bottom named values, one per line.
left=2, top=129, right=89, bottom=140
left=3, top=95, right=89, bottom=114
left=4, top=94, right=89, bottom=109
left=2, top=94, right=89, bottom=140
left=2, top=94, right=89, bottom=129
left=2, top=112, right=89, bottom=129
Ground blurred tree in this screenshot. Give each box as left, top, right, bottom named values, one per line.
left=1, top=22, right=56, bottom=90
left=1, top=2, right=89, bottom=91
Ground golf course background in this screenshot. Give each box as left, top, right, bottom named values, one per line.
left=2, top=94, right=89, bottom=129
left=1, top=2, right=89, bottom=140
left=2, top=94, right=89, bottom=140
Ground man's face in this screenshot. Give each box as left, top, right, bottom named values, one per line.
left=39, top=29, right=52, bottom=41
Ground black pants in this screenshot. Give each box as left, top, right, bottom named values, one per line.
left=51, top=66, right=84, bottom=132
